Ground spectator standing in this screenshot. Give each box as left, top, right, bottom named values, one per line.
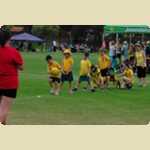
left=145, top=41, right=150, bottom=73
left=135, top=43, right=147, bottom=87
left=0, top=30, right=24, bottom=125
left=122, top=41, right=129, bottom=62
left=52, top=40, right=57, bottom=52
left=115, top=41, right=122, bottom=66
left=109, top=41, right=117, bottom=69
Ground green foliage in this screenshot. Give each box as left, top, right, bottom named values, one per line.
left=2, top=25, right=13, bottom=31
left=32, top=25, right=60, bottom=42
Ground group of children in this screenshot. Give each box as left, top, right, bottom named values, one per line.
left=46, top=49, right=134, bottom=95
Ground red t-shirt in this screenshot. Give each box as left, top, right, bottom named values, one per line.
left=0, top=46, right=23, bottom=89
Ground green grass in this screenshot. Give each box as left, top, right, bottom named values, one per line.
left=7, top=52, right=150, bottom=125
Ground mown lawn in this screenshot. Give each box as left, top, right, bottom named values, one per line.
left=7, top=52, right=150, bottom=125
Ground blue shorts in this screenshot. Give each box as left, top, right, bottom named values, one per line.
left=61, top=72, right=73, bottom=82
left=79, top=75, right=90, bottom=83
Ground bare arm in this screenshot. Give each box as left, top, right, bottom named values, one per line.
left=17, top=65, right=24, bottom=71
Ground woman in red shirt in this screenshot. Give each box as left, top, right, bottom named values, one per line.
left=0, top=30, right=23, bottom=125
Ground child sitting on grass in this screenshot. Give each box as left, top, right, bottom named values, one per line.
left=117, top=64, right=134, bottom=89
left=90, top=64, right=103, bottom=90
left=98, top=50, right=111, bottom=89
left=73, top=52, right=94, bottom=92
left=46, top=55, right=61, bottom=95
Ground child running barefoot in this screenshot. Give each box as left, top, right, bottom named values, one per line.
left=61, top=49, right=74, bottom=94
left=73, top=52, right=94, bottom=92
left=46, top=55, right=61, bottom=95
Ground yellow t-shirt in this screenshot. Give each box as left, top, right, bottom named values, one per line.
left=135, top=51, right=145, bottom=67
left=90, top=68, right=102, bottom=87
left=62, top=57, right=74, bottom=73
left=123, top=68, right=133, bottom=80
left=98, top=54, right=110, bottom=70
left=79, top=59, right=91, bottom=76
left=47, top=61, right=61, bottom=78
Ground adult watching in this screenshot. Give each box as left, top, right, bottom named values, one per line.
left=0, top=30, right=24, bottom=125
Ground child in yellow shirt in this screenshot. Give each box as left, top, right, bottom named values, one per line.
left=98, top=50, right=111, bottom=88
left=61, top=49, right=74, bottom=94
left=90, top=64, right=103, bottom=89
left=120, top=64, right=134, bottom=89
left=73, top=52, right=94, bottom=91
left=46, top=55, right=61, bottom=95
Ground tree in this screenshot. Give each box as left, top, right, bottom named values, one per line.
left=32, top=25, right=60, bottom=42
left=60, top=25, right=104, bottom=48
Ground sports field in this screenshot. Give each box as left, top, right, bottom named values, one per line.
left=7, top=52, right=150, bottom=125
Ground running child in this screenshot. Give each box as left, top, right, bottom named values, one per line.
left=61, top=49, right=74, bottom=94
left=46, top=55, right=61, bottom=95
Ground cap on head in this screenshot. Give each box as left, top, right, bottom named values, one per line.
left=63, top=49, right=72, bottom=55
left=135, top=43, right=141, bottom=47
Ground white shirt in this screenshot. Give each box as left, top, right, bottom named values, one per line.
left=53, top=41, right=57, bottom=46
left=109, top=45, right=116, bottom=56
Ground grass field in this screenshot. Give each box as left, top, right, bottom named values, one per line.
left=7, top=52, right=150, bottom=125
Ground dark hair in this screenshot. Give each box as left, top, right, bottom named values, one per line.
left=0, top=30, right=11, bottom=47
left=91, top=64, right=97, bottom=73
left=125, top=63, right=130, bottom=68
left=46, top=55, right=53, bottom=61
left=84, top=52, right=89, bottom=57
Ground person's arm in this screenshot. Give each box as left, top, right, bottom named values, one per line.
left=88, top=61, right=92, bottom=73
left=143, top=51, right=147, bottom=66
left=61, top=60, right=65, bottom=73
left=47, top=65, right=51, bottom=74
left=56, top=63, right=61, bottom=70
left=134, top=52, right=137, bottom=66
left=17, top=65, right=24, bottom=71
left=13, top=49, right=24, bottom=71
left=66, top=60, right=73, bottom=74
left=106, top=56, right=111, bottom=68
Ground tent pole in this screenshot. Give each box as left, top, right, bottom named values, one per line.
left=129, top=33, right=132, bottom=45
left=116, top=33, right=119, bottom=42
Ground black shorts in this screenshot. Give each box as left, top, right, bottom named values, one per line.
left=49, top=77, right=61, bottom=83
left=61, top=72, right=73, bottom=82
left=137, top=66, right=146, bottom=78
left=0, top=89, right=17, bottom=98
left=101, top=68, right=109, bottom=77
left=79, top=75, right=90, bottom=83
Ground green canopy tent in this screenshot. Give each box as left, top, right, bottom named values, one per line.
left=103, top=25, right=150, bottom=43
left=104, top=25, right=126, bottom=33
left=104, top=25, right=149, bottom=33
left=125, top=27, right=150, bottom=42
